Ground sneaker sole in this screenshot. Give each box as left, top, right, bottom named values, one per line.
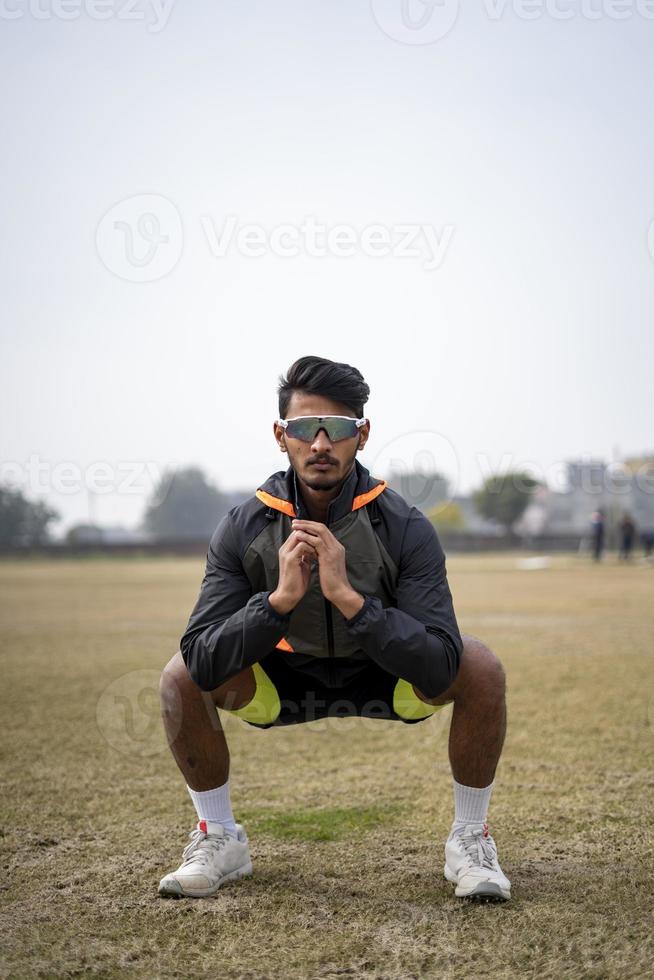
left=158, top=860, right=253, bottom=899
left=444, top=865, right=510, bottom=902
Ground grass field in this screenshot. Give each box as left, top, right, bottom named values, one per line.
left=1, top=553, right=653, bottom=979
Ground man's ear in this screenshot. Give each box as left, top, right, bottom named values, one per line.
left=273, top=421, right=287, bottom=453
left=357, top=420, right=370, bottom=451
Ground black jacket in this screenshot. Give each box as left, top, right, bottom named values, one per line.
left=180, top=460, right=463, bottom=697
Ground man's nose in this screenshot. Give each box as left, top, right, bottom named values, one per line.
left=311, top=427, right=333, bottom=451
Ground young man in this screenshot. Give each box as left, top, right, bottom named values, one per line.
left=159, top=356, right=510, bottom=901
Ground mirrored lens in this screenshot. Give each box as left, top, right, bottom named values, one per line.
left=284, top=417, right=359, bottom=441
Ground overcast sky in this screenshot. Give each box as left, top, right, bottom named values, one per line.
left=2, top=0, right=653, bottom=534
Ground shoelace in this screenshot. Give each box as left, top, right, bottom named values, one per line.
left=180, top=828, right=229, bottom=869
left=457, top=826, right=497, bottom=872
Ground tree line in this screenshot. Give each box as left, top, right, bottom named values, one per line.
left=0, top=465, right=540, bottom=547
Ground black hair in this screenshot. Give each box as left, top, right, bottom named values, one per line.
left=277, top=356, right=370, bottom=419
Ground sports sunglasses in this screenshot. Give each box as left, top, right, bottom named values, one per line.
left=277, top=415, right=367, bottom=442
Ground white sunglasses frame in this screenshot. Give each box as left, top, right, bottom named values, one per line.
left=276, top=415, right=367, bottom=440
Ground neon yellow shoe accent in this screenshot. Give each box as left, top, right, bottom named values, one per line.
left=392, top=678, right=449, bottom=721
left=227, top=663, right=281, bottom=726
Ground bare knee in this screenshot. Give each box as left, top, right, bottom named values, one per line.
left=162, top=651, right=256, bottom=713
left=160, top=651, right=195, bottom=708
left=161, top=650, right=190, bottom=685
left=418, top=636, right=505, bottom=705
left=458, top=634, right=506, bottom=697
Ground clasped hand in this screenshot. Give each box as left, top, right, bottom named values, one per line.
left=268, top=520, right=364, bottom=619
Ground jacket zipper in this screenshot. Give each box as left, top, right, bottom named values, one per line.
left=323, top=503, right=336, bottom=682
left=324, top=596, right=335, bottom=685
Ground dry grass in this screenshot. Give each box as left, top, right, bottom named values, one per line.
left=1, top=553, right=653, bottom=979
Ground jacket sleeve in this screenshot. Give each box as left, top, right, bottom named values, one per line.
left=344, top=511, right=463, bottom=698
left=179, top=514, right=290, bottom=690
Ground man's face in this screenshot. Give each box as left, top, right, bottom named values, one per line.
left=274, top=392, right=370, bottom=492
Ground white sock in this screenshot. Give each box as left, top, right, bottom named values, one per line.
left=451, top=778, right=494, bottom=830
left=187, top=780, right=238, bottom=838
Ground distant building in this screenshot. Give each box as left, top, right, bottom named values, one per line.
left=542, top=468, right=603, bottom=535
left=566, top=460, right=607, bottom=494
left=536, top=456, right=654, bottom=540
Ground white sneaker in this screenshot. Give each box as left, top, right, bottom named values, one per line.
left=444, top=822, right=511, bottom=901
left=158, top=820, right=252, bottom=898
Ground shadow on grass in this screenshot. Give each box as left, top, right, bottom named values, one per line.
left=239, top=804, right=404, bottom=842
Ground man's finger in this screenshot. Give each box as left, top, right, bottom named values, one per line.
left=291, top=520, right=328, bottom=537
left=287, top=537, right=317, bottom=557
left=283, top=530, right=312, bottom=549
left=292, top=528, right=322, bottom=546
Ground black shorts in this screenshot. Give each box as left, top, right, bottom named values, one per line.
left=223, top=651, right=449, bottom=729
